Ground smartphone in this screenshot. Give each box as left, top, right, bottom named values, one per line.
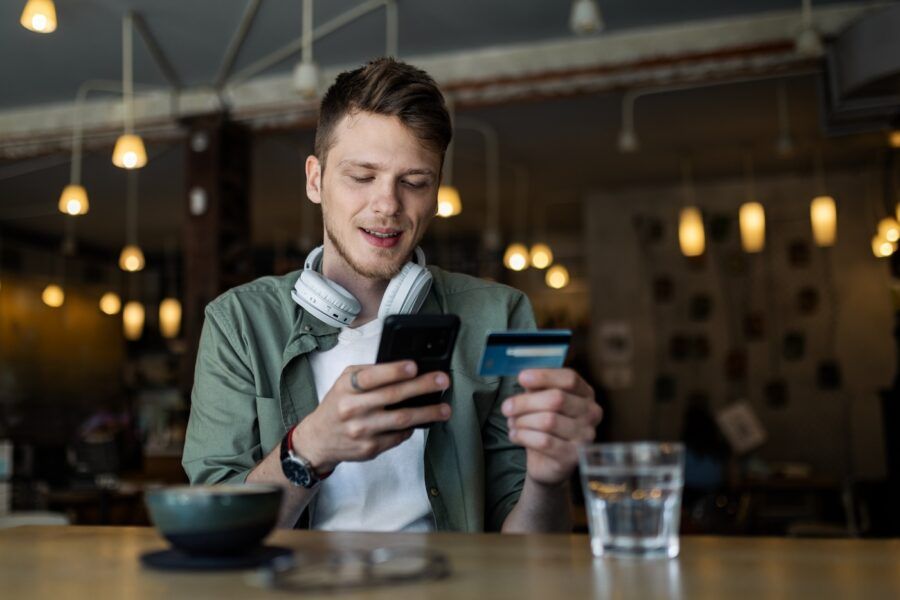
left=376, top=314, right=460, bottom=414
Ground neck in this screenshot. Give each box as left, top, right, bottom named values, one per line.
left=319, top=242, right=389, bottom=327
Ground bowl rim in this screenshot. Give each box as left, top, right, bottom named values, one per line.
left=146, top=483, right=282, bottom=496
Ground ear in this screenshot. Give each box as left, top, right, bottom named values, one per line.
left=305, top=155, right=322, bottom=205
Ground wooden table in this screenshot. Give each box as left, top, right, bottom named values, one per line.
left=2, top=526, right=900, bottom=599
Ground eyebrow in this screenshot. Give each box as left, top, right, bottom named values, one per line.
left=338, top=159, right=435, bottom=177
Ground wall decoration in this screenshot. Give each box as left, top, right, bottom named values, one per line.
left=797, top=286, right=819, bottom=315
left=598, top=321, right=634, bottom=364
left=653, top=276, right=674, bottom=303
left=715, top=401, right=767, bottom=454
left=743, top=311, right=765, bottom=340
left=764, top=379, right=789, bottom=408
left=654, top=374, right=676, bottom=403
left=691, top=334, right=711, bottom=360
left=788, top=239, right=811, bottom=268
left=689, top=293, right=713, bottom=322
left=725, top=349, right=747, bottom=382
left=816, top=359, right=843, bottom=390
left=783, top=330, right=805, bottom=361
left=669, top=334, right=689, bottom=361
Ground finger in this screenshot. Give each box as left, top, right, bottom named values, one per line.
left=508, top=427, right=573, bottom=459
left=343, top=361, right=417, bottom=393
left=518, top=368, right=594, bottom=398
left=360, top=371, right=450, bottom=410
left=351, top=403, right=452, bottom=438
left=501, top=389, right=588, bottom=419
left=508, top=412, right=594, bottom=443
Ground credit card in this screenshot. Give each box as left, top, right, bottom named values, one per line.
left=478, top=330, right=572, bottom=377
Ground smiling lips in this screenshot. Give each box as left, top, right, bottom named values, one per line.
left=360, top=227, right=403, bottom=248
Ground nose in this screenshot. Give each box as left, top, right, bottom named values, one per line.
left=370, top=178, right=402, bottom=217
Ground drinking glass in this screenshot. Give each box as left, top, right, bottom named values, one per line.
left=578, top=442, right=685, bottom=558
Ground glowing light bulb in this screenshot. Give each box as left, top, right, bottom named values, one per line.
left=546, top=265, right=570, bottom=289
left=739, top=202, right=766, bottom=253
left=503, top=243, right=529, bottom=271
left=437, top=186, right=462, bottom=217
left=123, top=301, right=145, bottom=340
left=42, top=284, right=65, bottom=308
left=58, top=184, right=89, bottom=216
left=20, top=0, right=57, bottom=34
left=119, top=244, right=145, bottom=272
left=678, top=207, right=705, bottom=257
left=810, top=195, right=837, bottom=247
left=529, top=243, right=554, bottom=269
left=159, top=298, right=182, bottom=339
left=99, top=292, right=122, bottom=315
left=112, top=134, right=147, bottom=169
left=878, top=217, right=900, bottom=243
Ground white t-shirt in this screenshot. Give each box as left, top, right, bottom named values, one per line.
left=307, top=318, right=434, bottom=532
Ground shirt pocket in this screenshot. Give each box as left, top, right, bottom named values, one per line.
left=450, top=368, right=501, bottom=427
left=254, top=396, right=284, bottom=455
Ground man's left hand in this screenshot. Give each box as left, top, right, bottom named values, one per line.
left=501, top=368, right=601, bottom=486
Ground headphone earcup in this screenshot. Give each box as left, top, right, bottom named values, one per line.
left=292, top=270, right=361, bottom=327
left=378, top=262, right=433, bottom=319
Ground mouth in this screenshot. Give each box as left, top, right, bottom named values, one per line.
left=359, top=227, right=404, bottom=248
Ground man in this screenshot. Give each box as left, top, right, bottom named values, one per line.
left=183, top=58, right=601, bottom=533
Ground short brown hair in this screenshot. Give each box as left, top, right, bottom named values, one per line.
left=314, top=57, right=452, bottom=168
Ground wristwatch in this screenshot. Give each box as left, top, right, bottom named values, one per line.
left=280, top=424, right=332, bottom=488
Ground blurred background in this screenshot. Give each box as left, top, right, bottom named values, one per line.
left=1, top=0, right=899, bottom=536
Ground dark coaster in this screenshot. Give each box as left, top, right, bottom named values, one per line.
left=141, top=545, right=293, bottom=571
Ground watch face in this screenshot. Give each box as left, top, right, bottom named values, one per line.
left=282, top=457, right=314, bottom=488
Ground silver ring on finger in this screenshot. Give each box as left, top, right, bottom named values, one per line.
left=350, top=370, right=364, bottom=393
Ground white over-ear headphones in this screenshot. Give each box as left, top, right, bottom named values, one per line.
left=291, top=245, right=433, bottom=328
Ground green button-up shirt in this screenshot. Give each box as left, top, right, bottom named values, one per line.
left=182, top=266, right=535, bottom=532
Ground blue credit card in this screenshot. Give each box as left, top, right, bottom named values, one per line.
left=478, top=330, right=572, bottom=377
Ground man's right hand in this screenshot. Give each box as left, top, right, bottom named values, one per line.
left=292, top=360, right=451, bottom=474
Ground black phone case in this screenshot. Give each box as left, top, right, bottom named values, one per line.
left=376, top=314, right=460, bottom=412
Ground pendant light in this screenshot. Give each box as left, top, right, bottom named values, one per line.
left=503, top=244, right=529, bottom=271
left=810, top=151, right=836, bottom=247
left=529, top=243, right=554, bottom=270
left=292, top=0, right=320, bottom=98
left=570, top=0, right=603, bottom=35
left=795, top=0, right=823, bottom=57
left=123, top=301, right=145, bottom=340
left=112, top=13, right=147, bottom=170
left=546, top=264, right=570, bottom=289
left=739, top=155, right=765, bottom=253
left=119, top=171, right=145, bottom=272
left=99, top=292, right=122, bottom=315
left=890, top=130, right=900, bottom=149
left=678, top=161, right=705, bottom=257
left=42, top=284, right=64, bottom=308
left=20, top=0, right=56, bottom=33
left=878, top=217, right=900, bottom=243
left=872, top=234, right=895, bottom=258
left=438, top=97, right=462, bottom=218
left=159, top=239, right=181, bottom=339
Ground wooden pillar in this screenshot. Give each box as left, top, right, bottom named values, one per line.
left=180, top=115, right=253, bottom=397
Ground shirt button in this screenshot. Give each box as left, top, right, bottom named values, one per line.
left=429, top=487, right=440, bottom=497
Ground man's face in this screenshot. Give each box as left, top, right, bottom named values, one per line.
left=305, top=111, right=441, bottom=280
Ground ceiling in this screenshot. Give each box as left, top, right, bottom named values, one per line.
left=0, top=0, right=892, bottom=257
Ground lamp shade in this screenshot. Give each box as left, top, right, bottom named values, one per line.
left=20, top=0, right=57, bottom=33
left=112, top=134, right=147, bottom=169
left=739, top=202, right=766, bottom=253
left=678, top=207, right=705, bottom=257
left=529, top=243, right=554, bottom=269
left=42, top=284, right=64, bottom=308
left=569, top=0, right=603, bottom=34
left=119, top=244, right=145, bottom=272
left=503, top=243, right=530, bottom=271
left=123, top=301, right=145, bottom=340
left=437, top=185, right=462, bottom=217
left=877, top=217, right=900, bottom=243
left=159, top=297, right=182, bottom=339
left=872, top=234, right=895, bottom=258
left=58, top=184, right=89, bottom=216
left=99, top=292, right=122, bottom=315
left=292, top=61, right=320, bottom=98
left=546, top=265, right=570, bottom=289
left=810, top=195, right=837, bottom=247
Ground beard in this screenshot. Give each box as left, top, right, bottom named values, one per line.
left=320, top=190, right=414, bottom=281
